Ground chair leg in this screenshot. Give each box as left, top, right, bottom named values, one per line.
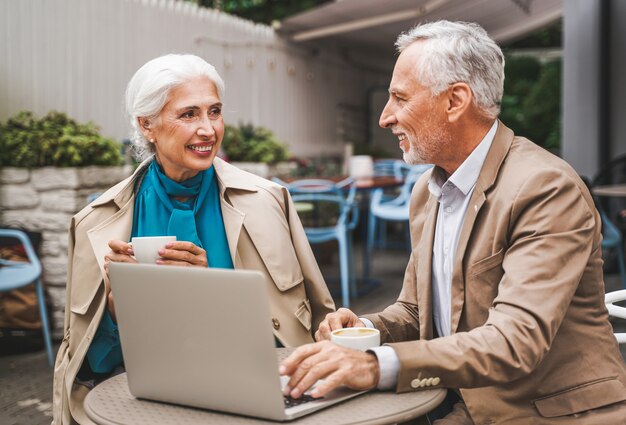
left=35, top=278, right=54, bottom=367
left=338, top=234, right=350, bottom=309
left=379, top=219, right=387, bottom=249
left=365, top=212, right=377, bottom=279
left=347, top=231, right=358, bottom=298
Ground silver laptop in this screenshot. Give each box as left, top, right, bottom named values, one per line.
left=108, top=262, right=366, bottom=421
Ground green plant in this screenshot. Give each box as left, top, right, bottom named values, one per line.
left=500, top=56, right=561, bottom=151
left=0, top=111, right=124, bottom=167
left=222, top=122, right=288, bottom=164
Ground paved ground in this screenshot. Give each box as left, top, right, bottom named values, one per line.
left=1, top=344, right=57, bottom=425
left=1, top=241, right=625, bottom=425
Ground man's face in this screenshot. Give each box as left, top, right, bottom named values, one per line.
left=379, top=42, right=453, bottom=166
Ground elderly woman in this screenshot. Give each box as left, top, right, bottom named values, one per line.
left=52, top=54, right=335, bottom=424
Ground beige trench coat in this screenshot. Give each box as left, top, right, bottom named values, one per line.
left=51, top=158, right=335, bottom=424
left=364, top=122, right=626, bottom=424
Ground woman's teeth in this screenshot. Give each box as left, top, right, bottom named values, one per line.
left=188, top=145, right=213, bottom=152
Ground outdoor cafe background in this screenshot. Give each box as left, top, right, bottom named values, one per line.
left=3, top=0, right=626, bottom=342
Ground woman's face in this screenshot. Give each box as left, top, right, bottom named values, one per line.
left=141, top=76, right=224, bottom=182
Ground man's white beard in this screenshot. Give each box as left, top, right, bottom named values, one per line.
left=402, top=139, right=427, bottom=165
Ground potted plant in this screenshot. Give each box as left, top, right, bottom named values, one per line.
left=221, top=123, right=292, bottom=178
left=0, top=111, right=130, bottom=337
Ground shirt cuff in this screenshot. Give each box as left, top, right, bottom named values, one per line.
left=367, top=345, right=400, bottom=390
left=360, top=317, right=375, bottom=328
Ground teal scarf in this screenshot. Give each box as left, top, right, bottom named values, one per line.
left=132, top=160, right=233, bottom=269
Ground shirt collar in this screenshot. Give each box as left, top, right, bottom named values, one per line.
left=428, top=120, right=498, bottom=198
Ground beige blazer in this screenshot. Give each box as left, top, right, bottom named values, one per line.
left=51, top=158, right=335, bottom=424
left=365, top=123, right=626, bottom=424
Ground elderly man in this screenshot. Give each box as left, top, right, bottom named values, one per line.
left=280, top=20, right=626, bottom=424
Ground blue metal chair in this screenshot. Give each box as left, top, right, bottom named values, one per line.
left=0, top=229, right=54, bottom=365
left=273, top=178, right=359, bottom=308
left=373, top=159, right=399, bottom=178
left=365, top=164, right=432, bottom=275
left=600, top=209, right=626, bottom=289
left=371, top=160, right=403, bottom=247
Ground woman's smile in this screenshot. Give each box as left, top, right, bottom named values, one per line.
left=187, top=142, right=215, bottom=155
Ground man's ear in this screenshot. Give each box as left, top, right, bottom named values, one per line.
left=445, top=82, right=473, bottom=123
left=137, top=117, right=154, bottom=141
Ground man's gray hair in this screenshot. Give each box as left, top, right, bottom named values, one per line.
left=396, top=20, right=504, bottom=119
left=125, top=53, right=225, bottom=160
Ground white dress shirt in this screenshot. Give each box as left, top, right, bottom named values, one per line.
left=366, top=120, right=498, bottom=389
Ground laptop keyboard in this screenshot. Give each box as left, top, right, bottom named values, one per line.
left=283, top=394, right=321, bottom=408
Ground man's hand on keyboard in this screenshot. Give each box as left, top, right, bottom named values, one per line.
left=279, top=340, right=380, bottom=399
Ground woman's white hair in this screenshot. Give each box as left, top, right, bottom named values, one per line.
left=125, top=53, right=225, bottom=160
left=396, top=20, right=505, bottom=119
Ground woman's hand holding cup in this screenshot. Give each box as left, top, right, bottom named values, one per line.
left=155, top=241, right=208, bottom=267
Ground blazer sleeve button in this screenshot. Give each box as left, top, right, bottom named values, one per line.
left=272, top=318, right=280, bottom=330
left=432, top=377, right=441, bottom=386
left=410, top=378, right=421, bottom=389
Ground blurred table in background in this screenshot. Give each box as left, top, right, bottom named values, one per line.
left=593, top=184, right=626, bottom=197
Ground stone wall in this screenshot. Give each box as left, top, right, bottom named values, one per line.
left=0, top=166, right=133, bottom=338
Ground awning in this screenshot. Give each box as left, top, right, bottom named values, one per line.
left=279, top=0, right=562, bottom=55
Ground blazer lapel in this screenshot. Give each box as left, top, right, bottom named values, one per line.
left=416, top=194, right=439, bottom=340
left=450, top=121, right=515, bottom=334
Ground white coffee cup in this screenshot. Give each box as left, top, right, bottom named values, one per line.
left=349, top=155, right=374, bottom=179
left=330, top=327, right=380, bottom=351
left=131, top=236, right=176, bottom=264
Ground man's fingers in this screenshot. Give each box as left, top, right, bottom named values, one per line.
left=284, top=348, right=331, bottom=396
left=317, top=309, right=358, bottom=338
left=327, top=312, right=347, bottom=331
left=289, top=360, right=339, bottom=399
left=280, top=342, right=323, bottom=378
left=282, top=344, right=381, bottom=399
left=309, top=371, right=346, bottom=398
left=315, top=322, right=331, bottom=341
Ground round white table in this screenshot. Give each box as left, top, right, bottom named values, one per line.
left=85, top=346, right=446, bottom=425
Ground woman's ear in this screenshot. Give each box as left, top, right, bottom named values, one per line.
left=445, top=82, right=473, bottom=123
left=137, top=117, right=154, bottom=141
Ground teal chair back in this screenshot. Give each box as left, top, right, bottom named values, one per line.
left=365, top=164, right=432, bottom=276
left=273, top=178, right=358, bottom=307
left=0, top=229, right=54, bottom=365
